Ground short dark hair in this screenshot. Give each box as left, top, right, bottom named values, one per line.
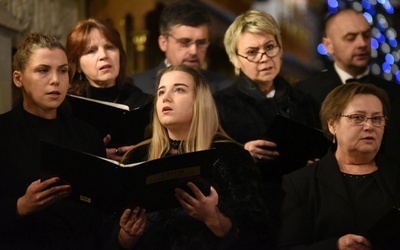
left=159, top=2, right=211, bottom=35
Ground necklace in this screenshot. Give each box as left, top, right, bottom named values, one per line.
left=342, top=173, right=371, bottom=179
left=169, top=138, right=182, bottom=150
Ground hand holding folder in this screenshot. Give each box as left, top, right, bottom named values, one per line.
left=40, top=141, right=217, bottom=214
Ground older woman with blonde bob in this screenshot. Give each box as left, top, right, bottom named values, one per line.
left=215, top=10, right=319, bottom=163
left=214, top=11, right=320, bottom=245
left=278, top=82, right=400, bottom=249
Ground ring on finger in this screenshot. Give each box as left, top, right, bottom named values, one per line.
left=258, top=155, right=262, bottom=160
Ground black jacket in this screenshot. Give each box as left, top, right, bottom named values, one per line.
left=118, top=141, right=272, bottom=250
left=81, top=81, right=151, bottom=110
left=214, top=73, right=321, bottom=246
left=278, top=150, right=400, bottom=250
left=0, top=104, right=110, bottom=250
left=214, top=72, right=320, bottom=145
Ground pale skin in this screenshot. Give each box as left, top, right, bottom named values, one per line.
left=158, top=25, right=209, bottom=69
left=323, top=10, right=372, bottom=77
left=118, top=71, right=232, bottom=248
left=12, top=47, right=72, bottom=217
left=236, top=32, right=282, bottom=162
left=79, top=28, right=120, bottom=88
left=328, top=94, right=384, bottom=249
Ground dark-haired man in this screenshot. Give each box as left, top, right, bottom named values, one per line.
left=131, top=2, right=232, bottom=95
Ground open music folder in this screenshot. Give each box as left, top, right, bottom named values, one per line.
left=264, top=114, right=331, bottom=175
left=40, top=141, right=217, bottom=214
left=66, top=94, right=152, bottom=148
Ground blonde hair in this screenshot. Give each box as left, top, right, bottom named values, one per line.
left=224, top=9, right=282, bottom=75
left=123, top=65, right=234, bottom=162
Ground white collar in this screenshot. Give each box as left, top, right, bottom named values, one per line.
left=334, top=63, right=369, bottom=84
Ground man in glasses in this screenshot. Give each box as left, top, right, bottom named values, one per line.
left=295, top=8, right=400, bottom=164
left=131, top=2, right=232, bottom=95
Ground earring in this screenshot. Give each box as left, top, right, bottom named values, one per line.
left=79, top=73, right=82, bottom=81
left=332, top=134, right=336, bottom=144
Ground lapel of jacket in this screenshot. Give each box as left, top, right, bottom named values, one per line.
left=325, top=68, right=343, bottom=88
left=316, top=150, right=352, bottom=207
left=375, top=154, right=400, bottom=204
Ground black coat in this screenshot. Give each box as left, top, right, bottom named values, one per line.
left=119, top=141, right=272, bottom=250
left=81, top=81, right=151, bottom=110
left=214, top=73, right=321, bottom=247
left=295, top=66, right=400, bottom=164
left=0, top=104, right=110, bottom=250
left=214, top=73, right=320, bottom=145
left=278, top=150, right=400, bottom=250
left=131, top=61, right=233, bottom=95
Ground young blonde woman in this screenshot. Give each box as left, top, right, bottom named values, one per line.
left=114, top=65, right=272, bottom=250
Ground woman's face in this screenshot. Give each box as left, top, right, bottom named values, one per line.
left=329, top=94, right=385, bottom=157
left=13, top=48, right=69, bottom=119
left=156, top=71, right=195, bottom=134
left=79, top=29, right=120, bottom=88
left=236, top=32, right=282, bottom=86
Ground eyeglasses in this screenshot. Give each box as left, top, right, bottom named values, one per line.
left=167, top=33, right=210, bottom=50
left=338, top=114, right=387, bottom=127
left=237, top=46, right=281, bottom=62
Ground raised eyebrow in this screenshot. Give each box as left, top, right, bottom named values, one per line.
left=362, top=29, right=372, bottom=36
left=352, top=111, right=383, bottom=116
left=104, top=41, right=116, bottom=47
left=245, top=40, right=276, bottom=50
left=36, top=64, right=50, bottom=68
left=58, top=64, right=69, bottom=69
left=86, top=44, right=97, bottom=51
left=343, top=32, right=358, bottom=39
left=173, top=83, right=189, bottom=88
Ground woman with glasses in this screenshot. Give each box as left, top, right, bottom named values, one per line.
left=278, top=83, right=400, bottom=249
left=214, top=10, right=320, bottom=245
left=215, top=9, right=319, bottom=163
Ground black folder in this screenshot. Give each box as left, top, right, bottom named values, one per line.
left=66, top=94, right=151, bottom=148
left=264, top=115, right=330, bottom=175
left=40, top=141, right=217, bottom=214
left=367, top=206, right=400, bottom=249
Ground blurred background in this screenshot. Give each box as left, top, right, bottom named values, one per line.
left=0, top=0, right=399, bottom=113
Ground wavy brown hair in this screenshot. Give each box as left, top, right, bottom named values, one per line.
left=65, top=18, right=128, bottom=95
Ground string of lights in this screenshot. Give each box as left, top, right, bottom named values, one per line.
left=317, top=0, right=400, bottom=84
